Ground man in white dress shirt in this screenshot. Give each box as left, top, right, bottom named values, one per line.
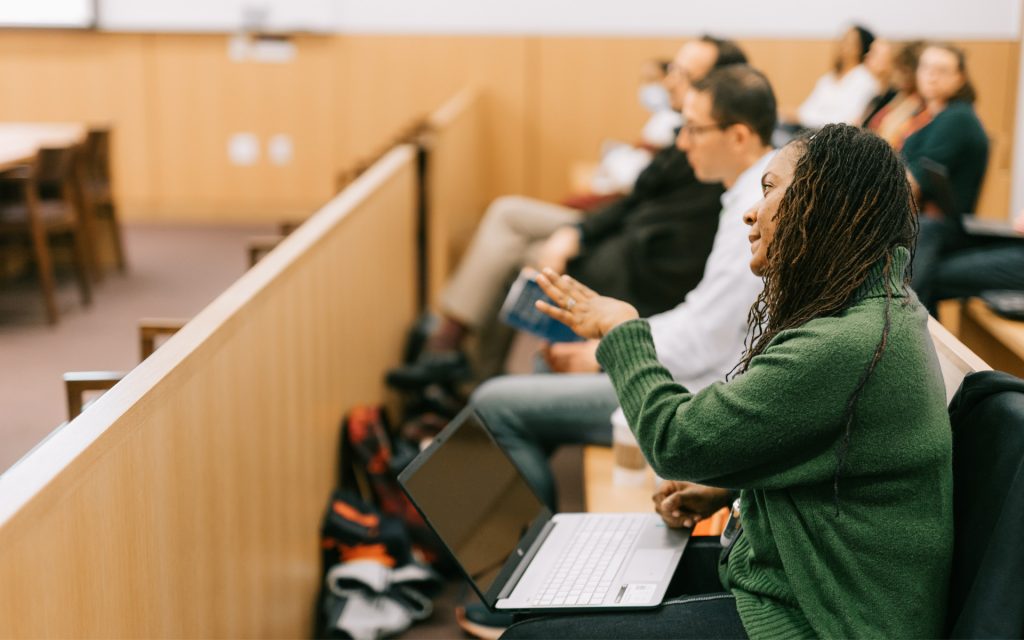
left=471, top=65, right=778, bottom=509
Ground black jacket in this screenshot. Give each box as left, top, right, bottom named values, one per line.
left=946, top=370, right=1024, bottom=638
left=567, top=145, right=723, bottom=318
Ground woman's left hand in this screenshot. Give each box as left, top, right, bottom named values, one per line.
left=534, top=268, right=639, bottom=340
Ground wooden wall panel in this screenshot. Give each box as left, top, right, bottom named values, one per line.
left=339, top=35, right=529, bottom=200
left=0, top=147, right=418, bottom=638
left=0, top=32, right=153, bottom=215
left=425, top=89, right=488, bottom=305
left=527, top=37, right=682, bottom=201
left=147, top=34, right=340, bottom=222
left=958, top=41, right=1020, bottom=218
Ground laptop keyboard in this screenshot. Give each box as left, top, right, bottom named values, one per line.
left=532, top=515, right=645, bottom=606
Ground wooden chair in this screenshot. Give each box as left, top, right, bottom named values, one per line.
left=246, top=234, right=285, bottom=268
left=139, top=316, right=188, bottom=360
left=65, top=317, right=189, bottom=420
left=64, top=371, right=124, bottom=420
left=82, top=127, right=127, bottom=274
left=0, top=146, right=93, bottom=324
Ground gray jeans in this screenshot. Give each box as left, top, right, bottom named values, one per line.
left=470, top=373, right=619, bottom=509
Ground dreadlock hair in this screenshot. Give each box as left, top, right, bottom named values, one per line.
left=735, top=123, right=918, bottom=514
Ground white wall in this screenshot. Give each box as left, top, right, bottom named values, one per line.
left=95, top=0, right=1020, bottom=39
left=0, top=0, right=94, bottom=28
left=98, top=0, right=337, bottom=33
left=334, top=0, right=1020, bottom=40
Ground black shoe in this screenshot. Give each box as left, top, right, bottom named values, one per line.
left=455, top=603, right=515, bottom=640
left=385, top=351, right=471, bottom=390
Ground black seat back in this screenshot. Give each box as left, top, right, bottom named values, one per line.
left=946, top=370, right=1024, bottom=638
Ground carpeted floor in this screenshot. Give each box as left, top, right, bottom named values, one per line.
left=0, top=223, right=273, bottom=471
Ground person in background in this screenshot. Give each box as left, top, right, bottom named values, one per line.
left=862, top=37, right=894, bottom=108
left=512, top=124, right=951, bottom=639
left=389, top=37, right=744, bottom=387
left=580, top=58, right=682, bottom=201
left=864, top=40, right=928, bottom=150
left=638, top=58, right=683, bottom=149
left=906, top=43, right=990, bottom=311
left=790, top=25, right=881, bottom=129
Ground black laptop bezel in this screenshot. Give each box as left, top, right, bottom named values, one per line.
left=397, top=408, right=554, bottom=609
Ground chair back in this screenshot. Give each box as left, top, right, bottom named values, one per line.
left=35, top=145, right=77, bottom=184
left=946, top=370, right=1024, bottom=637
left=83, top=128, right=112, bottom=185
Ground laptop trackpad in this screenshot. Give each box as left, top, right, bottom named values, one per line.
left=621, top=549, right=675, bottom=583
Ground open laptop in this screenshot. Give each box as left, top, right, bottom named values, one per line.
left=398, top=409, right=689, bottom=612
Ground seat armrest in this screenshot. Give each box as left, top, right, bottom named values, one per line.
left=64, top=371, right=125, bottom=420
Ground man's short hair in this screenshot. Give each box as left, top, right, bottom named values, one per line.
left=692, top=64, right=777, bottom=147
left=700, top=35, right=748, bottom=69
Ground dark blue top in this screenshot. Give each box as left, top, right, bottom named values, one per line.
left=902, top=101, right=989, bottom=216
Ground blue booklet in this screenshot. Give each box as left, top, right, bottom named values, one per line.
left=499, top=272, right=584, bottom=343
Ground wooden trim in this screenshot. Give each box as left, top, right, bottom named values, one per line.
left=928, top=314, right=991, bottom=402
left=958, top=298, right=1024, bottom=377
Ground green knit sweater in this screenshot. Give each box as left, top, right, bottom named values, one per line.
left=596, top=248, right=953, bottom=639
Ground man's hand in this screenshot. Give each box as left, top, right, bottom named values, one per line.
left=533, top=226, right=582, bottom=274
left=543, top=340, right=601, bottom=373
left=652, top=480, right=734, bottom=529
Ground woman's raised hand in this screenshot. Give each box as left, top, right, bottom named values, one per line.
left=534, top=268, right=639, bottom=340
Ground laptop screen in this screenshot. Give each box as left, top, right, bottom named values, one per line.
left=399, top=410, right=549, bottom=600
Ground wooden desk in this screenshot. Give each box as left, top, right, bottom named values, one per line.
left=959, top=298, right=1024, bottom=377
left=583, top=446, right=727, bottom=536
left=0, top=122, right=87, bottom=171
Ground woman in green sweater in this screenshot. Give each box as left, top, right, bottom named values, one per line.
left=512, top=124, right=953, bottom=639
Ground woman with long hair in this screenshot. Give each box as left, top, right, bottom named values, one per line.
left=903, top=42, right=987, bottom=217
left=906, top=43, right=994, bottom=311
left=512, top=124, right=952, bottom=638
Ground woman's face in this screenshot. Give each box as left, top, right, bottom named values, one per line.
left=864, top=38, right=892, bottom=79
left=744, top=144, right=801, bottom=276
left=837, top=28, right=863, bottom=67
left=916, top=46, right=963, bottom=103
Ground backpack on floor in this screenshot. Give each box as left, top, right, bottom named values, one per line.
left=316, top=490, right=441, bottom=640
left=339, top=405, right=453, bottom=571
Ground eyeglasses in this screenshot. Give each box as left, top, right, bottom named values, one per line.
left=679, top=121, right=735, bottom=137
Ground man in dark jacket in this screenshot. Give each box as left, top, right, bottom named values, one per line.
left=390, top=36, right=747, bottom=383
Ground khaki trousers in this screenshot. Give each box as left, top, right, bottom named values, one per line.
left=441, top=195, right=580, bottom=377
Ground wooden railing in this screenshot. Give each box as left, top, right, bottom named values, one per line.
left=0, top=146, right=419, bottom=638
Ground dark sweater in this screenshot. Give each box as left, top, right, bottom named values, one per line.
left=569, top=145, right=723, bottom=318
left=902, top=101, right=989, bottom=217
left=596, top=248, right=953, bottom=638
